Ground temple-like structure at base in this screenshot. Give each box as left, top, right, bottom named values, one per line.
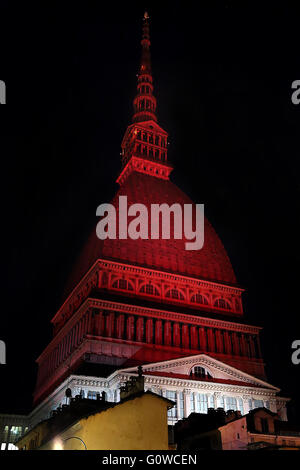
left=30, top=12, right=288, bottom=428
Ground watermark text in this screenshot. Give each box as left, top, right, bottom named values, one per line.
left=96, top=197, right=204, bottom=251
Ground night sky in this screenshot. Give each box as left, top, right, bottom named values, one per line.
left=0, top=1, right=299, bottom=420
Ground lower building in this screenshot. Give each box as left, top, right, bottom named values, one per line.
left=0, top=414, right=29, bottom=450
left=17, top=375, right=174, bottom=451
left=28, top=354, right=289, bottom=430
left=1, top=354, right=289, bottom=450
left=175, top=407, right=300, bottom=450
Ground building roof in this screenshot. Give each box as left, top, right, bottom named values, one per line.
left=17, top=391, right=174, bottom=450
left=65, top=172, right=237, bottom=297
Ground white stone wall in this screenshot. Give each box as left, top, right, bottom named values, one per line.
left=27, top=372, right=285, bottom=429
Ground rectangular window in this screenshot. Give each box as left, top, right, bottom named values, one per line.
left=238, top=398, right=244, bottom=415
left=261, top=418, right=269, bottom=434
left=166, top=390, right=177, bottom=419
left=226, top=397, right=237, bottom=411
left=199, top=394, right=208, bottom=413
left=253, top=399, right=264, bottom=409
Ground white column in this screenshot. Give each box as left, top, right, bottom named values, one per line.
left=176, top=392, right=181, bottom=419
left=242, top=395, right=251, bottom=414
left=269, top=399, right=277, bottom=413
left=207, top=393, right=214, bottom=409
left=183, top=389, right=191, bottom=418
left=214, top=392, right=220, bottom=409
left=276, top=400, right=288, bottom=421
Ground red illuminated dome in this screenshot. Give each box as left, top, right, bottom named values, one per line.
left=66, top=171, right=236, bottom=295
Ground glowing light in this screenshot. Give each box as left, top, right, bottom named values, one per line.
left=53, top=438, right=64, bottom=450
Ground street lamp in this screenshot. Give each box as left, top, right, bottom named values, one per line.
left=53, top=436, right=87, bottom=450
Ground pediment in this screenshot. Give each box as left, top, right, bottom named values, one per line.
left=121, top=354, right=279, bottom=391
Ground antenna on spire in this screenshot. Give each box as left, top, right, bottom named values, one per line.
left=131, top=9, right=157, bottom=123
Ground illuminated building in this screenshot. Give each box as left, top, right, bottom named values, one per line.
left=17, top=376, right=173, bottom=450
left=24, top=12, right=289, bottom=434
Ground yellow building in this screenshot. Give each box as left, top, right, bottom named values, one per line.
left=17, top=389, right=174, bottom=451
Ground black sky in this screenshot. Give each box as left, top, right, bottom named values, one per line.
left=0, top=1, right=299, bottom=420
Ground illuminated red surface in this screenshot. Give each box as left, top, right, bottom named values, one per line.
left=33, top=13, right=266, bottom=408
left=65, top=171, right=237, bottom=297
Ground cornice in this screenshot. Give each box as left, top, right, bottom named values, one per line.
left=97, top=259, right=244, bottom=295
left=51, top=258, right=244, bottom=326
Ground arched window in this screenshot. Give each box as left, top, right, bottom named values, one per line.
left=112, top=279, right=134, bottom=291
left=190, top=293, right=209, bottom=305
left=214, top=298, right=231, bottom=310
left=165, top=288, right=185, bottom=300
left=190, top=366, right=212, bottom=379
left=140, top=283, right=160, bottom=296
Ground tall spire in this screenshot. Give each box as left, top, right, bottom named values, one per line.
left=117, top=12, right=172, bottom=185
left=132, top=11, right=157, bottom=123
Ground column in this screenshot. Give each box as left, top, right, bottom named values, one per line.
left=242, top=395, right=251, bottom=414
left=223, top=330, right=232, bottom=354
left=173, top=323, right=181, bottom=347
left=136, top=317, right=144, bottom=342
left=249, top=335, right=256, bottom=358
left=116, top=314, right=125, bottom=339
left=105, top=312, right=115, bottom=337
left=183, top=389, right=191, bottom=418
left=256, top=335, right=263, bottom=358
left=176, top=392, right=181, bottom=419
left=232, top=332, right=240, bottom=356
left=269, top=399, right=278, bottom=414
left=215, top=330, right=224, bottom=353
left=87, top=309, right=92, bottom=333
left=182, top=324, right=190, bottom=349
left=145, top=318, right=153, bottom=343
left=190, top=326, right=198, bottom=350
left=207, top=393, right=214, bottom=409
left=126, top=316, right=135, bottom=341
left=155, top=320, right=163, bottom=345
left=213, top=392, right=221, bottom=409
left=164, top=321, right=172, bottom=346
left=240, top=334, right=248, bottom=356
left=199, top=327, right=207, bottom=351
left=93, top=312, right=99, bottom=336
left=207, top=328, right=215, bottom=352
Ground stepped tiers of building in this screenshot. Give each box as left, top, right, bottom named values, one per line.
left=26, top=12, right=289, bottom=432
